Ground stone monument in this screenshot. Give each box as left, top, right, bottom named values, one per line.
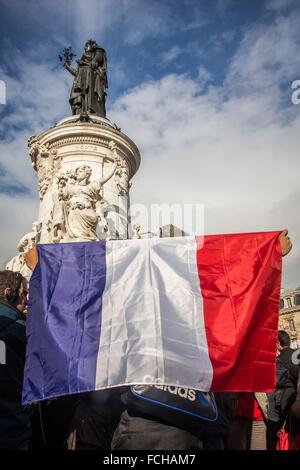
left=6, top=41, right=140, bottom=272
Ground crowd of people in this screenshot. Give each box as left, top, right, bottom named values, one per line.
left=0, top=231, right=299, bottom=451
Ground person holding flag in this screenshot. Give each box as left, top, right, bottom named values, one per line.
left=23, top=229, right=292, bottom=450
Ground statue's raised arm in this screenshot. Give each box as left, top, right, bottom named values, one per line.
left=64, top=62, right=77, bottom=77
left=100, top=158, right=117, bottom=186
left=85, top=156, right=118, bottom=195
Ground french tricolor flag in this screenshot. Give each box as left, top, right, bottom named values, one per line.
left=23, top=231, right=282, bottom=404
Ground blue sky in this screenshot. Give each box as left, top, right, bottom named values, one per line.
left=0, top=0, right=300, bottom=288
left=0, top=0, right=280, bottom=101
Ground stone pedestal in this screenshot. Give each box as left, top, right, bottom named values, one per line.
left=28, top=115, right=140, bottom=243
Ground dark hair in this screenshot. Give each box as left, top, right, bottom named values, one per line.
left=0, top=270, right=24, bottom=304
left=278, top=330, right=291, bottom=348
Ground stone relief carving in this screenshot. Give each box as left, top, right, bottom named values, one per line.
left=132, top=223, right=158, bottom=239
left=132, top=223, right=141, bottom=239
left=50, top=136, right=108, bottom=148
left=50, top=174, right=68, bottom=242
left=115, top=158, right=130, bottom=195
left=96, top=200, right=110, bottom=238
left=28, top=136, right=61, bottom=200
left=28, top=135, right=134, bottom=202
left=48, top=157, right=117, bottom=242
left=108, top=139, right=130, bottom=196
left=6, top=253, right=25, bottom=274
left=17, top=221, right=41, bottom=252
left=6, top=221, right=41, bottom=278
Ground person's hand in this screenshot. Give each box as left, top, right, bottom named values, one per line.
left=279, top=229, right=292, bottom=257
left=24, top=245, right=39, bottom=272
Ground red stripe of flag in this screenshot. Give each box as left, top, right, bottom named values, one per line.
left=196, top=231, right=282, bottom=392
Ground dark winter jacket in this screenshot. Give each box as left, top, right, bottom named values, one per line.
left=0, top=301, right=31, bottom=449
left=278, top=348, right=299, bottom=382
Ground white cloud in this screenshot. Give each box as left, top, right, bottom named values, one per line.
left=161, top=46, right=184, bottom=64
left=197, top=66, right=213, bottom=86
left=221, top=30, right=236, bottom=44
left=225, top=12, right=300, bottom=95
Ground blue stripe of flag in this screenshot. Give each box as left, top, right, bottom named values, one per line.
left=23, top=241, right=106, bottom=404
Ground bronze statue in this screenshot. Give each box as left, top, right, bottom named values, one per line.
left=60, top=40, right=108, bottom=117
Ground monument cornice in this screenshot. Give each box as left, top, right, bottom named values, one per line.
left=33, top=117, right=140, bottom=178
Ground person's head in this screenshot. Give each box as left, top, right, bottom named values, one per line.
left=133, top=223, right=141, bottom=232
left=84, top=39, right=96, bottom=53
left=68, top=173, right=76, bottom=185
left=58, top=177, right=67, bottom=188
left=0, top=271, right=28, bottom=313
left=75, top=165, right=92, bottom=183
left=56, top=173, right=68, bottom=189
left=84, top=41, right=91, bottom=53
left=278, top=330, right=291, bottom=351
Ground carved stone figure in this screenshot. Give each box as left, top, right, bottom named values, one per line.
left=96, top=200, right=110, bottom=238
left=50, top=160, right=117, bottom=241
left=133, top=223, right=141, bottom=239
left=28, top=136, right=39, bottom=171
left=6, top=221, right=41, bottom=278
left=115, top=158, right=130, bottom=195
left=132, top=224, right=158, bottom=239
left=17, top=221, right=41, bottom=252
left=28, top=136, right=61, bottom=200
left=6, top=253, right=25, bottom=273
left=51, top=175, right=68, bottom=242
left=61, top=40, right=108, bottom=117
